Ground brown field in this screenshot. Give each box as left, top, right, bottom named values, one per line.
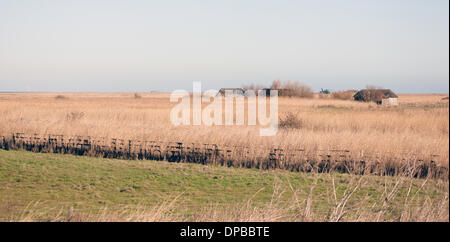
left=0, top=92, right=448, bottom=175
left=0, top=92, right=449, bottom=221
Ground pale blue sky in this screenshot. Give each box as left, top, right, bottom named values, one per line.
left=0, top=0, right=448, bottom=93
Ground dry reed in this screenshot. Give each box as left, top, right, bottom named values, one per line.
left=0, top=93, right=448, bottom=170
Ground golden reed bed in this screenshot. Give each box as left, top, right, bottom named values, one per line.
left=0, top=92, right=448, bottom=176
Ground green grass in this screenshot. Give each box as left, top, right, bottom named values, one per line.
left=0, top=149, right=447, bottom=221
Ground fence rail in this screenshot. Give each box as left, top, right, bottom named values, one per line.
left=0, top=132, right=448, bottom=180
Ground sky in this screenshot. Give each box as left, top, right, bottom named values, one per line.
left=0, top=0, right=448, bottom=93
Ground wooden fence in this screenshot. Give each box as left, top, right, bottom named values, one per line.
left=0, top=133, right=447, bottom=180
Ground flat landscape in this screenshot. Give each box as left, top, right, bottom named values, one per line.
left=0, top=93, right=448, bottom=221
left=0, top=92, right=448, bottom=171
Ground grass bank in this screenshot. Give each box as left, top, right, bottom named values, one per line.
left=0, top=150, right=447, bottom=222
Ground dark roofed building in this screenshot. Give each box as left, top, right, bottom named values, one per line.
left=217, top=88, right=246, bottom=96
left=218, top=88, right=287, bottom=97
left=354, top=89, right=398, bottom=105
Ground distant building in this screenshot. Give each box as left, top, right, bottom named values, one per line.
left=217, top=88, right=246, bottom=96
left=354, top=89, right=398, bottom=105
left=217, top=88, right=292, bottom=97
left=261, top=88, right=288, bottom=96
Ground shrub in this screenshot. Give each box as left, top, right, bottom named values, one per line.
left=331, top=90, right=356, bottom=100
left=55, top=95, right=67, bottom=99
left=271, top=80, right=314, bottom=98
left=279, top=112, right=304, bottom=129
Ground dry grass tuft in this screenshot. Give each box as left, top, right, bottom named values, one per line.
left=279, top=112, right=304, bottom=129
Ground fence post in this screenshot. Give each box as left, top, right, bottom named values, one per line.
left=129, top=140, right=132, bottom=158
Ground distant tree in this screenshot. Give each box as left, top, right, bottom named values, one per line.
left=366, top=85, right=383, bottom=90
left=242, top=83, right=264, bottom=92
left=270, top=80, right=282, bottom=89
left=270, top=80, right=313, bottom=98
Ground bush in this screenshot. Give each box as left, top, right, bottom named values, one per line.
left=55, top=95, right=67, bottom=99
left=279, top=112, right=304, bottom=129
left=242, top=83, right=264, bottom=92
left=271, top=80, right=314, bottom=98
left=331, top=90, right=356, bottom=100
